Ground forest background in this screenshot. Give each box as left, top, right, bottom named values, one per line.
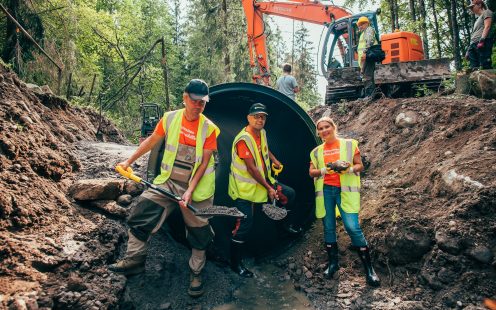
left=1, top=0, right=495, bottom=140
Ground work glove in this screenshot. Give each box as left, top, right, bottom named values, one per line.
left=477, top=40, right=485, bottom=49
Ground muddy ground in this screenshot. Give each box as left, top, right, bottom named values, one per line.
left=1, top=62, right=496, bottom=309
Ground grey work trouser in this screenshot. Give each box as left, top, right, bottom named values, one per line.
left=125, top=178, right=214, bottom=273
left=362, top=59, right=376, bottom=97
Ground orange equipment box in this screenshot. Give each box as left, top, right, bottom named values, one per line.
left=380, top=31, right=424, bottom=64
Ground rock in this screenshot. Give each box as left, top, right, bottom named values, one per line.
left=305, top=271, right=313, bottom=279
left=159, top=303, right=171, bottom=310
left=435, top=231, right=462, bottom=255
left=437, top=267, right=456, bottom=284
left=395, top=111, right=418, bottom=128
left=41, top=85, right=53, bottom=94
left=385, top=225, right=432, bottom=265
left=124, top=181, right=144, bottom=196
left=469, top=69, right=496, bottom=99
left=69, top=179, right=125, bottom=201
left=87, top=200, right=128, bottom=218
left=116, top=194, right=133, bottom=206
left=25, top=83, right=43, bottom=94
left=468, top=245, right=493, bottom=264
left=444, top=150, right=453, bottom=156
left=9, top=298, right=28, bottom=310
left=288, top=263, right=296, bottom=270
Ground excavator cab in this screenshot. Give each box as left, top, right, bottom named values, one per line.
left=139, top=103, right=162, bottom=144
left=320, top=11, right=380, bottom=74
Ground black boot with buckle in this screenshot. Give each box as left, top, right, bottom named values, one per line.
left=324, top=242, right=339, bottom=279
left=356, top=246, right=380, bottom=287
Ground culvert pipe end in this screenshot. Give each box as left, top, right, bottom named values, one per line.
left=148, top=82, right=320, bottom=258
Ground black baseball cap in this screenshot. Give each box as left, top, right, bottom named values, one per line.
left=248, top=103, right=268, bottom=115
left=185, top=79, right=209, bottom=102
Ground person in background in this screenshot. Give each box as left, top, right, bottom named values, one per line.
left=467, top=0, right=494, bottom=70
left=308, top=116, right=380, bottom=287
left=275, top=63, right=300, bottom=101
left=357, top=16, right=378, bottom=99
left=108, top=79, right=220, bottom=298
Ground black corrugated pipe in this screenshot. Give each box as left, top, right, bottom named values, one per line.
left=147, top=82, right=320, bottom=258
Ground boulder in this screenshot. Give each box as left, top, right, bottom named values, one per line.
left=395, top=111, right=418, bottom=128
left=124, top=180, right=144, bottom=197
left=469, top=69, right=496, bottom=99
left=69, top=179, right=125, bottom=201
left=435, top=231, right=462, bottom=255
left=385, top=225, right=432, bottom=265
left=87, top=200, right=128, bottom=218
left=468, top=245, right=494, bottom=264
left=116, top=194, right=133, bottom=206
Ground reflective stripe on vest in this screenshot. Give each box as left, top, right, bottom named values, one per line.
left=228, top=128, right=274, bottom=203
left=153, top=108, right=220, bottom=202
left=358, top=26, right=378, bottom=68
left=310, top=138, right=361, bottom=218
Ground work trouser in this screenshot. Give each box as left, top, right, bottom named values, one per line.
left=322, top=185, right=367, bottom=247
left=468, top=38, right=494, bottom=70
left=231, top=182, right=295, bottom=243
left=126, top=178, right=214, bottom=273
left=362, top=59, right=376, bottom=97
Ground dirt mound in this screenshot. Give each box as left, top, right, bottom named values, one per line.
left=0, top=64, right=128, bottom=308
left=286, top=96, right=496, bottom=308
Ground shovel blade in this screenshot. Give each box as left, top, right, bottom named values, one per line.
left=194, top=205, right=246, bottom=218
left=262, top=203, right=288, bottom=221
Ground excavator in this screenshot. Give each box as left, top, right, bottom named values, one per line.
left=242, top=0, right=451, bottom=104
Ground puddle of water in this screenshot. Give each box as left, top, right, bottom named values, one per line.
left=214, top=262, right=313, bottom=310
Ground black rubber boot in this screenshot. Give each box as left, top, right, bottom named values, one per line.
left=324, top=242, right=339, bottom=279
left=230, top=241, right=254, bottom=278
left=356, top=247, right=380, bottom=287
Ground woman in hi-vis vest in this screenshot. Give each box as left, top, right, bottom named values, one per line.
left=309, top=116, right=380, bottom=287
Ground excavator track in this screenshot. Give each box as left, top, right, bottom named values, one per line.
left=325, top=58, right=451, bottom=104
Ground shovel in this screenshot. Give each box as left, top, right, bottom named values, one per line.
left=261, top=164, right=288, bottom=221
left=116, top=166, right=246, bottom=218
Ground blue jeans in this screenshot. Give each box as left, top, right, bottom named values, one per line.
left=322, top=185, right=367, bottom=247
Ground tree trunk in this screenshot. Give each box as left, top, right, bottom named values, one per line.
left=430, top=0, right=442, bottom=58
left=410, top=0, right=417, bottom=22
left=388, top=0, right=397, bottom=31
left=222, top=0, right=231, bottom=79
left=393, top=0, right=400, bottom=30
left=2, top=0, right=20, bottom=63
left=451, top=0, right=462, bottom=69
left=419, top=0, right=430, bottom=59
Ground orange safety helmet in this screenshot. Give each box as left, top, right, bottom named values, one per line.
left=357, top=16, right=370, bottom=26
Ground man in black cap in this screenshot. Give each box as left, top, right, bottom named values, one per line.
left=227, top=103, right=300, bottom=278
left=109, top=79, right=220, bottom=298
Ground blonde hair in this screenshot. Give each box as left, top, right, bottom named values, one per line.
left=315, top=116, right=338, bottom=136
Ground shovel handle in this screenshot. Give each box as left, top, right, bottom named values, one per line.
left=115, top=165, right=199, bottom=213
left=116, top=165, right=142, bottom=183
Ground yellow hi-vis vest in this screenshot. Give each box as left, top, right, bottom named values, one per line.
left=153, top=108, right=220, bottom=202
left=309, top=138, right=361, bottom=218
left=228, top=128, right=275, bottom=203
left=358, top=26, right=378, bottom=69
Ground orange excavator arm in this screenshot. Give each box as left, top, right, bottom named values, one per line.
left=242, top=0, right=351, bottom=85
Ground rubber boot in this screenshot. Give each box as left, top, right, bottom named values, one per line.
left=230, top=241, right=254, bottom=278
left=108, top=255, right=146, bottom=276
left=324, top=242, right=339, bottom=279
left=188, top=269, right=204, bottom=297
left=356, top=247, right=380, bottom=287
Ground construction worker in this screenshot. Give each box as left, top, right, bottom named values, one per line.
left=108, top=79, right=220, bottom=298
left=357, top=16, right=378, bottom=99
left=467, top=0, right=494, bottom=69
left=228, top=102, right=299, bottom=277
left=309, top=116, right=380, bottom=287
left=275, top=63, right=300, bottom=101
